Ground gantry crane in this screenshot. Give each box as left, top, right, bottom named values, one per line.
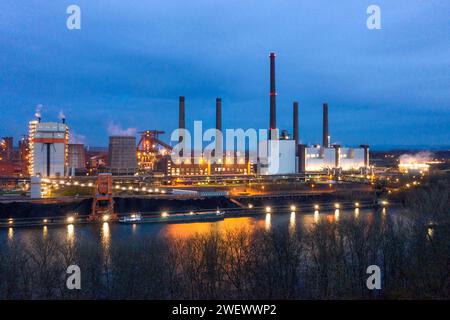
left=90, top=173, right=116, bottom=221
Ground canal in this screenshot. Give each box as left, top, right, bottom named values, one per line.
left=1, top=207, right=386, bottom=249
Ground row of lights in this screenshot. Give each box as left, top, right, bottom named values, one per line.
left=256, top=201, right=388, bottom=214
left=49, top=180, right=168, bottom=195
left=115, top=185, right=166, bottom=194
left=160, top=209, right=222, bottom=218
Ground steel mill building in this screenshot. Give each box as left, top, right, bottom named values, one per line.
left=108, top=136, right=138, bottom=175
left=68, top=143, right=86, bottom=175
left=28, top=119, right=69, bottom=177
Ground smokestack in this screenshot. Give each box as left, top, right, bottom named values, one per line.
left=179, top=96, right=185, bottom=138
left=269, top=52, right=277, bottom=139
left=178, top=96, right=185, bottom=157
left=293, top=101, right=299, bottom=155
left=62, top=118, right=66, bottom=124
left=215, top=97, right=222, bottom=157
left=37, top=117, right=41, bottom=123
left=323, top=103, right=329, bottom=148
left=216, top=97, right=222, bottom=132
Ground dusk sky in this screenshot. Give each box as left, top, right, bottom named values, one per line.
left=0, top=0, right=449, bottom=148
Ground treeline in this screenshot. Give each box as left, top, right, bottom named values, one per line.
left=0, top=174, right=449, bottom=299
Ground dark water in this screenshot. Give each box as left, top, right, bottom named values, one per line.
left=0, top=207, right=386, bottom=250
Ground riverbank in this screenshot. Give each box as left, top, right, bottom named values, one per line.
left=0, top=189, right=377, bottom=219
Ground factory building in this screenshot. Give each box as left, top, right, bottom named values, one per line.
left=0, top=137, right=21, bottom=176
left=299, top=145, right=336, bottom=172
left=137, top=130, right=172, bottom=172
left=164, top=153, right=253, bottom=176
left=18, top=135, right=30, bottom=175
left=68, top=143, right=86, bottom=175
left=260, top=53, right=369, bottom=175
left=258, top=139, right=296, bottom=175
left=29, top=120, right=69, bottom=177
left=108, top=136, right=137, bottom=175
left=164, top=96, right=255, bottom=177
left=296, top=103, right=369, bottom=173
left=0, top=137, right=13, bottom=161
left=339, top=147, right=369, bottom=171
left=299, top=145, right=369, bottom=173
left=258, top=53, right=297, bottom=175
left=163, top=52, right=369, bottom=177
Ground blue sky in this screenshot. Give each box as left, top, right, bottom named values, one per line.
left=0, top=0, right=449, bottom=148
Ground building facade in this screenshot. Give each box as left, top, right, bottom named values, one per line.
left=29, top=121, right=69, bottom=177
left=299, top=145, right=369, bottom=173
left=108, top=136, right=137, bottom=175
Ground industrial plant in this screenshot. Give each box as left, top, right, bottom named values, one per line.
left=0, top=52, right=369, bottom=182
left=0, top=51, right=446, bottom=214
left=1, top=0, right=449, bottom=305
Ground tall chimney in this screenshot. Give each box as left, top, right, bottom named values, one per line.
left=178, top=96, right=185, bottom=157
left=215, top=97, right=222, bottom=157
left=179, top=96, right=185, bottom=141
left=269, top=52, right=277, bottom=139
left=323, top=103, right=329, bottom=148
left=293, top=101, right=299, bottom=155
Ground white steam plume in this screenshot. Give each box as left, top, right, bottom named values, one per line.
left=399, top=151, right=433, bottom=164
left=69, top=132, right=86, bottom=145
left=107, top=121, right=137, bottom=136
left=35, top=104, right=43, bottom=118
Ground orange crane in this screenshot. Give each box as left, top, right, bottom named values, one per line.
left=90, top=173, right=116, bottom=221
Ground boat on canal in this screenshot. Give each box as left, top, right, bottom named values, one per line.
left=118, top=210, right=225, bottom=224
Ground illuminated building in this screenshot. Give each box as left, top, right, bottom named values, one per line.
left=137, top=130, right=172, bottom=172
left=29, top=119, right=69, bottom=177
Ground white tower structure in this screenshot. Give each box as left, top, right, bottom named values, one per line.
left=29, top=120, right=69, bottom=177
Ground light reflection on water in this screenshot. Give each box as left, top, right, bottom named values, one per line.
left=381, top=207, right=387, bottom=223
left=101, top=222, right=110, bottom=247
left=334, top=209, right=340, bottom=221
left=1, top=208, right=385, bottom=248
left=101, top=222, right=111, bottom=260
left=289, top=211, right=296, bottom=232
left=265, top=213, right=271, bottom=231
left=314, top=210, right=319, bottom=223
left=67, top=224, right=75, bottom=242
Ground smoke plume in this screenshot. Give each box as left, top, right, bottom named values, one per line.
left=69, top=132, right=86, bottom=145
left=35, top=104, right=43, bottom=118
left=107, top=121, right=137, bottom=136
left=399, top=151, right=433, bottom=164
